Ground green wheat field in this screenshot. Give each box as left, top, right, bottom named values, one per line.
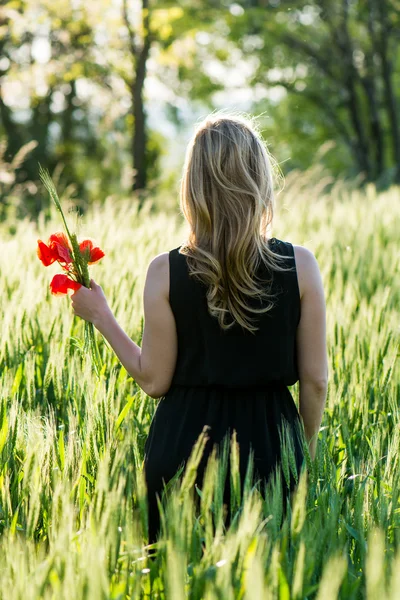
left=1, top=168, right=399, bottom=599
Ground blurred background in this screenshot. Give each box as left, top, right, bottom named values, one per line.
left=1, top=0, right=399, bottom=220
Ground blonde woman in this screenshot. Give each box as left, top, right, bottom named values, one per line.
left=71, top=110, right=328, bottom=545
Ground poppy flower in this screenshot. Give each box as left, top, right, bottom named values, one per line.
left=50, top=274, right=81, bottom=296
left=37, top=239, right=57, bottom=266
left=48, top=232, right=73, bottom=265
left=79, top=238, right=105, bottom=264
left=37, top=231, right=73, bottom=267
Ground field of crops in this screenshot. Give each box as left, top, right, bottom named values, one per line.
left=1, top=170, right=399, bottom=599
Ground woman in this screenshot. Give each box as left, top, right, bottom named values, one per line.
left=71, top=111, right=328, bottom=544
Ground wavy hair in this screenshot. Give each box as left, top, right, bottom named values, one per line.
left=179, top=109, right=294, bottom=334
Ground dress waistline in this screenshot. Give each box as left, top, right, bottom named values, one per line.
left=169, top=381, right=287, bottom=391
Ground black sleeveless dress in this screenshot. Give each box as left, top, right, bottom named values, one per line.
left=143, top=237, right=305, bottom=543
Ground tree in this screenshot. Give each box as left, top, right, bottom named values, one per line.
left=122, top=0, right=152, bottom=193
left=224, top=0, right=400, bottom=185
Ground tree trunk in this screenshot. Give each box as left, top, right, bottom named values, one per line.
left=123, top=0, right=151, bottom=196
left=364, top=0, right=385, bottom=179
left=376, top=0, right=400, bottom=182
left=132, top=27, right=150, bottom=193
left=334, top=0, right=372, bottom=180
left=62, top=79, right=77, bottom=143
left=0, top=85, right=23, bottom=160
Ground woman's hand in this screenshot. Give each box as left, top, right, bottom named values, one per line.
left=70, top=279, right=112, bottom=328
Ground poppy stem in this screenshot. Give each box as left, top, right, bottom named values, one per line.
left=38, top=165, right=74, bottom=243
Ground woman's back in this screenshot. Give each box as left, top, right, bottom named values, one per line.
left=168, top=237, right=300, bottom=389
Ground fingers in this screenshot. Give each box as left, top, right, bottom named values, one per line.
left=90, top=279, right=103, bottom=292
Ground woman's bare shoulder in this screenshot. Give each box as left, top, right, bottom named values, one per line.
left=145, top=252, right=170, bottom=298
left=292, top=244, right=318, bottom=265
left=292, top=245, right=322, bottom=299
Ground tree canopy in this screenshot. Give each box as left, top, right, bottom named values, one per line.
left=1, top=0, right=399, bottom=218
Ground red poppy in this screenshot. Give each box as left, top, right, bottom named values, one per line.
left=50, top=274, right=81, bottom=296
left=37, top=239, right=57, bottom=266
left=79, top=238, right=105, bottom=264
left=49, top=232, right=73, bottom=265
left=37, top=231, right=73, bottom=267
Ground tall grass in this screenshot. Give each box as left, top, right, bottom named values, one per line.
left=0, top=171, right=399, bottom=598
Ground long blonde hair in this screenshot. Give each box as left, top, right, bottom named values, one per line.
left=179, top=109, right=294, bottom=334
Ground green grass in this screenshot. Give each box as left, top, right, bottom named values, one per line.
left=0, top=171, right=399, bottom=599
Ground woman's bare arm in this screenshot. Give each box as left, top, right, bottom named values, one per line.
left=293, top=245, right=328, bottom=461
left=71, top=253, right=178, bottom=398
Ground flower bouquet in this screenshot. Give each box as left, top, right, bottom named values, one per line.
left=37, top=165, right=104, bottom=376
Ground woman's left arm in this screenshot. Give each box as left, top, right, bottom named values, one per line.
left=70, top=253, right=178, bottom=398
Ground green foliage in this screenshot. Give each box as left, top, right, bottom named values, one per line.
left=3, top=0, right=400, bottom=222
left=223, top=0, right=400, bottom=185
left=0, top=170, right=399, bottom=596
